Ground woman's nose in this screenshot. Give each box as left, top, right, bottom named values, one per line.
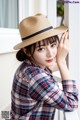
left=46, top=47, right=53, bottom=58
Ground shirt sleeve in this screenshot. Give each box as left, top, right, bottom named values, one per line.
left=28, top=67, right=78, bottom=111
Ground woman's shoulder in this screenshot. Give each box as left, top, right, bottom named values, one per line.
left=17, top=61, right=43, bottom=76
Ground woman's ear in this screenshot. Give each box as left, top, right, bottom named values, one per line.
left=22, top=48, right=31, bottom=57
left=22, top=48, right=26, bottom=54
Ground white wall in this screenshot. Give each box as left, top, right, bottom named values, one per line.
left=64, top=3, right=80, bottom=119
left=0, top=52, right=20, bottom=108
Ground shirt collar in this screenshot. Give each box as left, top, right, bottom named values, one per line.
left=24, top=59, right=52, bottom=75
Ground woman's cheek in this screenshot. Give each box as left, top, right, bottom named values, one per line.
left=52, top=47, right=57, bottom=57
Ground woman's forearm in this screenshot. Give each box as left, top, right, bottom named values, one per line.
left=57, top=60, right=71, bottom=80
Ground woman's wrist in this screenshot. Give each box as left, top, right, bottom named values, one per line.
left=56, top=59, right=71, bottom=80
left=57, top=59, right=67, bottom=66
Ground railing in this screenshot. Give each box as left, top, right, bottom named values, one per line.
left=64, top=110, right=79, bottom=120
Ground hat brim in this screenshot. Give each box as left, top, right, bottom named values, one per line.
left=14, top=25, right=68, bottom=50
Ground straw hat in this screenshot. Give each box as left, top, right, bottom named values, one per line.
left=14, top=13, right=67, bottom=50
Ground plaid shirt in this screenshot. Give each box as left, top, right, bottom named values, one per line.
left=11, top=60, right=78, bottom=120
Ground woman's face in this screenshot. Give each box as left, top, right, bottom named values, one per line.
left=33, top=38, right=58, bottom=68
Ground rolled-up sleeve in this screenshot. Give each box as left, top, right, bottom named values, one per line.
left=28, top=67, right=78, bottom=111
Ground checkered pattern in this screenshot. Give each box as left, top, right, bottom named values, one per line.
left=10, top=60, right=78, bottom=120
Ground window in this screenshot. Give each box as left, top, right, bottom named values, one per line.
left=0, top=0, right=19, bottom=28
left=0, top=0, right=29, bottom=54
left=57, top=0, right=64, bottom=25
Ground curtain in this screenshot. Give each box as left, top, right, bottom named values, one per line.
left=0, top=0, right=19, bottom=28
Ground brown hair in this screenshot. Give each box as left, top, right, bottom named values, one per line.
left=16, top=35, right=59, bottom=61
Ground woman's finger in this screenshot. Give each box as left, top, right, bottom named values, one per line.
left=63, top=32, right=69, bottom=43
left=60, top=32, right=66, bottom=44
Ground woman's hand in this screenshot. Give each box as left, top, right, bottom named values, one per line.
left=56, top=31, right=71, bottom=80
left=56, top=31, right=69, bottom=64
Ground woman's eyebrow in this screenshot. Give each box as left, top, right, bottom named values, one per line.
left=36, top=42, right=57, bottom=48
left=35, top=45, right=45, bottom=48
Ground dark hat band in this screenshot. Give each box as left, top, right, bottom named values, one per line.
left=22, top=26, right=53, bottom=41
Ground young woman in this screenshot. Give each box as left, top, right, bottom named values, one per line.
left=10, top=14, right=78, bottom=120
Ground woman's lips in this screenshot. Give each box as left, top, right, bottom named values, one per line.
left=46, top=59, right=53, bottom=62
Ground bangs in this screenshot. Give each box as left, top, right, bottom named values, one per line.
left=35, top=35, right=59, bottom=48
left=24, top=35, right=59, bottom=55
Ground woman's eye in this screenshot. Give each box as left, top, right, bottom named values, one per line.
left=51, top=44, right=57, bottom=48
left=37, top=47, right=45, bottom=51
